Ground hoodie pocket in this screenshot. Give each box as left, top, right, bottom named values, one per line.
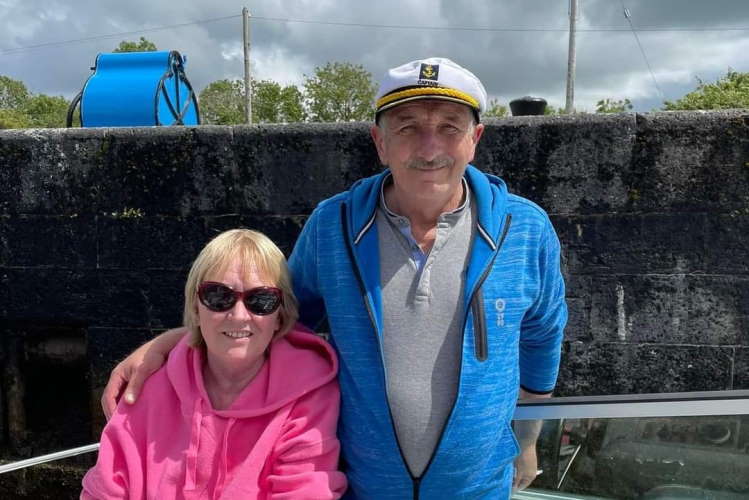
left=472, top=289, right=488, bottom=362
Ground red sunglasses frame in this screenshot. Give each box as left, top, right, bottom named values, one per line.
left=197, top=281, right=283, bottom=315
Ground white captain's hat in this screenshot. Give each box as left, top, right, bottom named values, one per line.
left=375, top=57, right=488, bottom=121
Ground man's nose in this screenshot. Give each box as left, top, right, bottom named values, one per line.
left=416, top=129, right=442, bottom=161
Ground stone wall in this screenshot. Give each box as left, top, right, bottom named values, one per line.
left=1, top=111, right=748, bottom=461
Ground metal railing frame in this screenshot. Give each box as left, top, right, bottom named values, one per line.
left=2, top=389, right=748, bottom=475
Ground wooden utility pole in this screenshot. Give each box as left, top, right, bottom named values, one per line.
left=243, top=7, right=252, bottom=124
left=565, top=0, right=578, bottom=114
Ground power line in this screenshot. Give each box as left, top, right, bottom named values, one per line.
left=620, top=1, right=665, bottom=100
left=243, top=15, right=749, bottom=33
left=3, top=13, right=749, bottom=57
left=0, top=15, right=240, bottom=56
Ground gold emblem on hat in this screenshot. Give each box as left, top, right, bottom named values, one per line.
left=419, top=63, right=439, bottom=81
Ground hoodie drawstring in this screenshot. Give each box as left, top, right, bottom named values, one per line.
left=185, top=398, right=203, bottom=491
left=213, top=418, right=237, bottom=499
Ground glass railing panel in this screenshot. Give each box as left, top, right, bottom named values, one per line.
left=512, top=391, right=749, bottom=500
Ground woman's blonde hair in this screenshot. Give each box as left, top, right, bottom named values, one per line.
left=183, top=229, right=298, bottom=347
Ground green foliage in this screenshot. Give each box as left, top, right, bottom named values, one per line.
left=23, top=94, right=69, bottom=127
left=199, top=79, right=245, bottom=125
left=596, top=98, right=633, bottom=114
left=253, top=80, right=306, bottom=123
left=198, top=79, right=306, bottom=125
left=483, top=98, right=508, bottom=118
left=303, top=62, right=376, bottom=122
left=0, top=108, right=31, bottom=129
left=663, top=70, right=749, bottom=110
left=0, top=75, right=30, bottom=109
left=544, top=105, right=564, bottom=115
left=0, top=75, right=71, bottom=129
left=113, top=37, right=157, bottom=53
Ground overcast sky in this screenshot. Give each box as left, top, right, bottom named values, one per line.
left=2, top=0, right=749, bottom=113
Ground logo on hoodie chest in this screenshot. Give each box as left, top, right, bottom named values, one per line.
left=495, top=298, right=506, bottom=327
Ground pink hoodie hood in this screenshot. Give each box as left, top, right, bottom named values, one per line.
left=168, top=325, right=339, bottom=417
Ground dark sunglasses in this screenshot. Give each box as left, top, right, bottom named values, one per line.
left=197, top=281, right=283, bottom=315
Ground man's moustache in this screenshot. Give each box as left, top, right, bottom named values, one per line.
left=407, top=156, right=455, bottom=170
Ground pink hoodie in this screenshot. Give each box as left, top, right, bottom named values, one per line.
left=82, top=326, right=347, bottom=499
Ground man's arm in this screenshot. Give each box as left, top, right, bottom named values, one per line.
left=513, top=389, right=549, bottom=491
left=288, top=210, right=326, bottom=330
left=514, top=217, right=566, bottom=490
left=100, top=328, right=186, bottom=419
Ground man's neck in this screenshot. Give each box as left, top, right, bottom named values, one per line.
left=384, top=181, right=465, bottom=228
left=384, top=180, right=465, bottom=252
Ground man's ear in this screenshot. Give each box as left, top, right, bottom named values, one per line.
left=370, top=125, right=388, bottom=165
left=472, top=123, right=485, bottom=145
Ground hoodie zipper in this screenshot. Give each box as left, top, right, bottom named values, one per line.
left=412, top=213, right=514, bottom=495
left=471, top=213, right=512, bottom=362
left=340, top=203, right=420, bottom=496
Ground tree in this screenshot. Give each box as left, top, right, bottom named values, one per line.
left=483, top=98, right=508, bottom=118
left=0, top=108, right=31, bottom=129
left=253, top=80, right=305, bottom=123
left=0, top=75, right=70, bottom=129
left=0, top=75, right=30, bottom=109
left=198, top=78, right=306, bottom=125
left=596, top=98, right=633, bottom=113
left=199, top=79, right=245, bottom=125
left=303, top=62, right=376, bottom=122
left=23, top=94, right=69, bottom=128
left=663, top=70, right=749, bottom=110
left=113, top=37, right=157, bottom=53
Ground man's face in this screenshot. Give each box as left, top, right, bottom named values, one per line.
left=370, top=100, right=484, bottom=206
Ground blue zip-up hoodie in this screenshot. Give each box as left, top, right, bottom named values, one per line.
left=289, top=165, right=567, bottom=499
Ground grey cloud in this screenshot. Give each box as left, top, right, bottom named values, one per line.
left=1, top=0, right=749, bottom=111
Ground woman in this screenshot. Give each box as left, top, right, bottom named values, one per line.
left=82, top=229, right=346, bottom=499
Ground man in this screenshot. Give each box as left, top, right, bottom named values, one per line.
left=103, top=57, right=567, bottom=499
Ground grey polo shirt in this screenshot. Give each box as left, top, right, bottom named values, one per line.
left=377, top=176, right=475, bottom=477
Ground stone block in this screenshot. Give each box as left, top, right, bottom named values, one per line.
left=553, top=213, right=708, bottom=274
left=627, top=111, right=749, bottom=212
left=95, top=127, right=216, bottom=216
left=556, top=341, right=734, bottom=396
left=91, top=270, right=156, bottom=328
left=735, top=348, right=749, bottom=390
left=97, top=215, right=207, bottom=269
left=552, top=215, right=601, bottom=274
left=232, top=124, right=380, bottom=214
left=477, top=113, right=637, bottom=214
left=588, top=275, right=746, bottom=345
left=564, top=297, right=591, bottom=341
left=144, top=270, right=187, bottom=329
left=705, top=214, right=749, bottom=275
left=0, top=215, right=97, bottom=268
left=2, top=269, right=99, bottom=324
left=0, top=128, right=109, bottom=215
left=204, top=214, right=308, bottom=257
left=87, top=327, right=156, bottom=384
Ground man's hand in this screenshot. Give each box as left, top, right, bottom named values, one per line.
left=513, top=444, right=539, bottom=491
left=512, top=387, right=550, bottom=491
left=100, top=328, right=186, bottom=419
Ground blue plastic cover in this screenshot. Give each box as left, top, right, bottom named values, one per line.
left=80, top=51, right=199, bottom=127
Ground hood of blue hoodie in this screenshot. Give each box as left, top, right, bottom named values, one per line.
left=343, top=165, right=510, bottom=247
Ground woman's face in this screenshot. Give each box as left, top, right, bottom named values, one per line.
left=197, top=256, right=281, bottom=371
